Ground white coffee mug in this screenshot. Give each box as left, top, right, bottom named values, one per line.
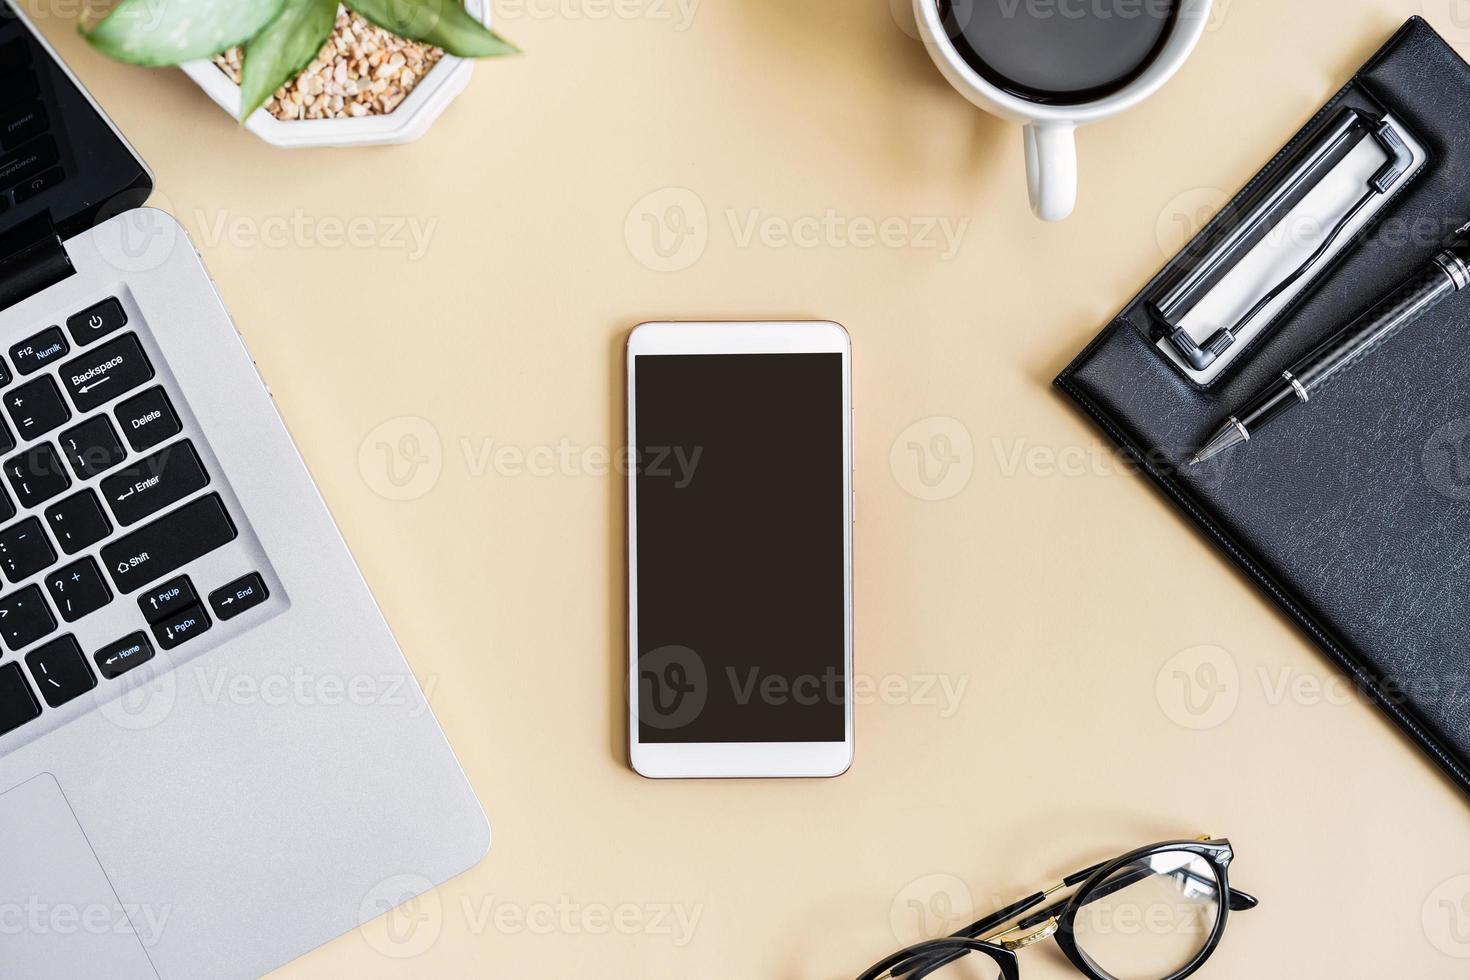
left=913, top=0, right=1212, bottom=221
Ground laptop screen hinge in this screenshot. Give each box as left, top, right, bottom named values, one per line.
left=0, top=214, right=74, bottom=313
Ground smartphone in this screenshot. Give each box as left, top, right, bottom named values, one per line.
left=626, top=320, right=854, bottom=778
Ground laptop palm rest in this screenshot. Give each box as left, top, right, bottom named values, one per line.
left=0, top=774, right=159, bottom=979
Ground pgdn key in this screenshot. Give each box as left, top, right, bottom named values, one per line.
left=152, top=603, right=210, bottom=650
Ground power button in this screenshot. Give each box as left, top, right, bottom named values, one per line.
left=65, top=297, right=128, bottom=346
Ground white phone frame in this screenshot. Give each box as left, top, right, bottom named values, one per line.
left=627, top=320, right=854, bottom=779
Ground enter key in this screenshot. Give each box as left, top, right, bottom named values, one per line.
left=101, top=440, right=209, bottom=526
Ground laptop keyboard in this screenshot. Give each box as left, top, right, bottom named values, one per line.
left=0, top=291, right=280, bottom=748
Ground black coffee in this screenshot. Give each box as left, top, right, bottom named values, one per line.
left=938, top=0, right=1178, bottom=105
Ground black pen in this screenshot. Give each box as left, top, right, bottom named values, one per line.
left=1190, top=239, right=1470, bottom=465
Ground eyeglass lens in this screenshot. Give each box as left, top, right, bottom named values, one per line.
left=1068, top=850, right=1222, bottom=980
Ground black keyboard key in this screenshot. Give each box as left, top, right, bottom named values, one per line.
left=9, top=326, right=68, bottom=376
left=0, top=584, right=55, bottom=651
left=137, top=575, right=195, bottom=624
left=0, top=135, right=56, bottom=193
left=43, top=490, right=110, bottom=555
left=45, top=558, right=110, bottom=623
left=209, top=572, right=268, bottom=621
left=0, top=37, right=27, bottom=71
left=59, top=415, right=125, bottom=480
left=59, top=334, right=154, bottom=412
left=101, top=440, right=207, bottom=527
left=6, top=375, right=70, bottom=441
left=0, top=71, right=38, bottom=107
left=0, top=355, right=12, bottom=391
left=94, top=632, right=154, bottom=680
left=0, top=484, right=12, bottom=525
left=0, top=516, right=54, bottom=583
left=152, top=603, right=209, bottom=650
left=0, top=102, right=45, bottom=151
left=25, top=635, right=94, bottom=708
left=11, top=165, right=61, bottom=204
left=67, top=298, right=129, bottom=347
left=101, top=493, right=237, bottom=594
left=0, top=661, right=40, bottom=736
left=4, top=442, right=69, bottom=509
left=114, top=387, right=179, bottom=453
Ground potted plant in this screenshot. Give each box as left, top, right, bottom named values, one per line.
left=82, top=0, right=517, bottom=147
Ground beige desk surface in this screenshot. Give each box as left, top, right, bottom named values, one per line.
left=27, top=0, right=1470, bottom=976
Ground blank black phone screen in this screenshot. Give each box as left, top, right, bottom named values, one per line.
left=635, top=353, right=845, bottom=744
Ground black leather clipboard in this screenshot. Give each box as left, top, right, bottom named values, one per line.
left=1055, top=17, right=1470, bottom=796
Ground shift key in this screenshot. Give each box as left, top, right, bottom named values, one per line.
left=101, top=440, right=209, bottom=526
left=101, top=494, right=237, bottom=593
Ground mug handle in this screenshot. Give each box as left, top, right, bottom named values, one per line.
left=1024, top=121, right=1077, bottom=222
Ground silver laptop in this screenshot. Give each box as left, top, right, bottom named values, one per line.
left=0, top=7, right=489, bottom=977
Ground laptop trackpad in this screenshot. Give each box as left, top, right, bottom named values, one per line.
left=0, top=774, right=159, bottom=979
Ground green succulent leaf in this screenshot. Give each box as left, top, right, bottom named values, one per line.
left=345, top=0, right=519, bottom=57
left=83, top=0, right=288, bottom=67
left=240, top=0, right=339, bottom=120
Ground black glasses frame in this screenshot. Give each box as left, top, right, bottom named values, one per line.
left=857, top=838, right=1259, bottom=980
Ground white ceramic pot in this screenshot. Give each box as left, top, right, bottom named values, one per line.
left=913, top=0, right=1212, bottom=221
left=179, top=0, right=489, bottom=148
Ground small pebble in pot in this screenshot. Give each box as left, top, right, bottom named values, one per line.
left=213, top=10, right=445, bottom=121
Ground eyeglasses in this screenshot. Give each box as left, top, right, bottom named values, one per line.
left=858, top=837, right=1258, bottom=980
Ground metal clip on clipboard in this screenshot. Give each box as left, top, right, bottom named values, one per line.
left=1146, top=108, right=1414, bottom=372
